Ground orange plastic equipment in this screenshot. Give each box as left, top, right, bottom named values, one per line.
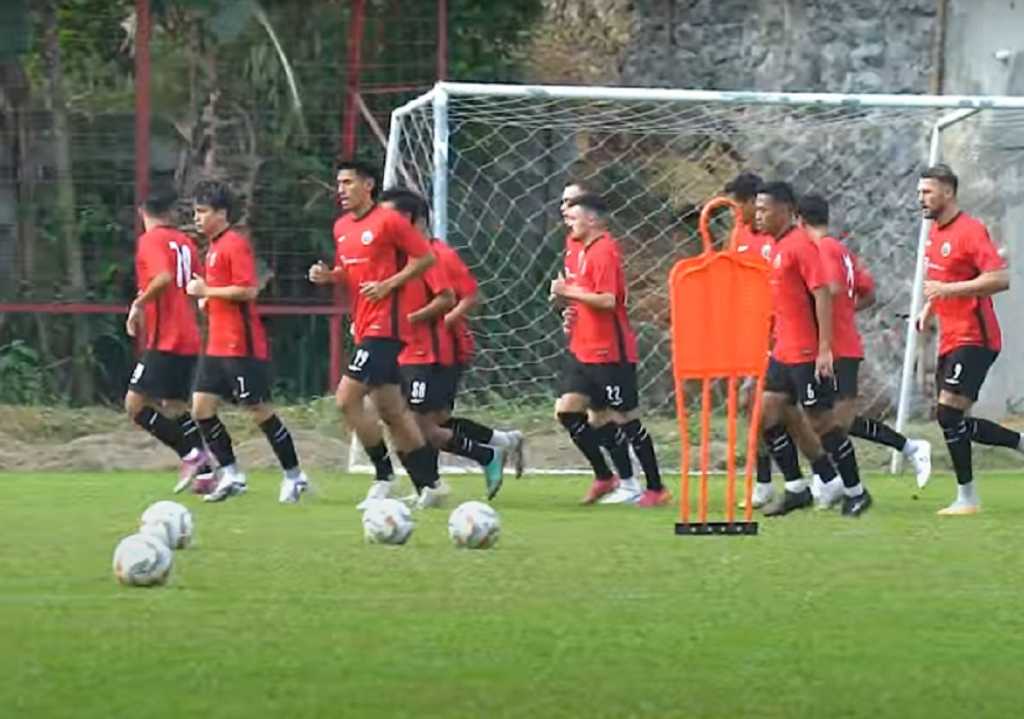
left=669, top=196, right=772, bottom=535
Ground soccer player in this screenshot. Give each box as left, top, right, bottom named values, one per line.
left=915, top=163, right=1022, bottom=515
left=184, top=180, right=309, bottom=503
left=308, top=162, right=444, bottom=508
left=376, top=188, right=518, bottom=500
left=550, top=193, right=669, bottom=507
left=797, top=194, right=932, bottom=492
left=724, top=172, right=777, bottom=503
left=124, top=186, right=213, bottom=492
left=756, top=181, right=871, bottom=517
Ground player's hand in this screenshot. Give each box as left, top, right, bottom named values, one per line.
left=125, top=302, right=142, bottom=337
left=360, top=279, right=393, bottom=302
left=561, top=305, right=577, bottom=336
left=549, top=272, right=567, bottom=301
left=186, top=274, right=207, bottom=298
left=815, top=348, right=834, bottom=380
left=443, top=311, right=459, bottom=327
left=923, top=280, right=951, bottom=300
left=914, top=302, right=932, bottom=332
left=308, top=261, right=332, bottom=285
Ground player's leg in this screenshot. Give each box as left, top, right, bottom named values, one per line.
left=590, top=407, right=641, bottom=504
left=758, top=359, right=815, bottom=514
left=934, top=348, right=1016, bottom=514
left=160, top=397, right=216, bottom=492
left=235, top=359, right=307, bottom=504
left=369, top=382, right=443, bottom=506
left=555, top=358, right=620, bottom=503
left=800, top=364, right=871, bottom=517
left=618, top=407, right=670, bottom=508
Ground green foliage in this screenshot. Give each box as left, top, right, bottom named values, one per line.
left=448, top=0, right=544, bottom=81
left=0, top=340, right=49, bottom=403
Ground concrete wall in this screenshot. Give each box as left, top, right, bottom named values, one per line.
left=944, top=0, right=1024, bottom=416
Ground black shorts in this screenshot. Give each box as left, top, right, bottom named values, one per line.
left=937, top=346, right=998, bottom=402
left=834, top=358, right=861, bottom=400
left=559, top=356, right=639, bottom=411
left=193, top=355, right=272, bottom=405
left=764, top=358, right=835, bottom=412
left=346, top=338, right=402, bottom=387
left=127, top=350, right=196, bottom=401
left=400, top=364, right=460, bottom=413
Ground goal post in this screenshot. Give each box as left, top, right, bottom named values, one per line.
left=368, top=81, right=1024, bottom=476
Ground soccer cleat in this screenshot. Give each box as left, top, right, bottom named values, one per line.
left=636, top=487, right=672, bottom=507
left=598, top=481, right=643, bottom=505
left=509, top=430, right=526, bottom=478
left=356, top=480, right=393, bottom=511
left=762, top=487, right=812, bottom=516
left=841, top=489, right=873, bottom=517
left=174, top=448, right=212, bottom=494
left=815, top=477, right=845, bottom=510
left=192, top=471, right=218, bottom=495
left=739, top=483, right=775, bottom=510
left=483, top=447, right=507, bottom=500
left=416, top=482, right=449, bottom=509
left=278, top=472, right=309, bottom=504
left=906, top=439, right=933, bottom=489
left=203, top=472, right=248, bottom=503
left=580, top=476, right=619, bottom=505
left=937, top=500, right=980, bottom=516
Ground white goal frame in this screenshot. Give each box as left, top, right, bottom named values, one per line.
left=367, top=81, right=1024, bottom=476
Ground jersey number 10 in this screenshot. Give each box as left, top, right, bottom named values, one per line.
left=169, top=242, right=192, bottom=289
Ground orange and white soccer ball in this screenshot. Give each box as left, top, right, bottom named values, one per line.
left=362, top=499, right=414, bottom=545
left=448, top=501, right=500, bottom=549
left=140, top=500, right=194, bottom=549
left=112, top=533, right=173, bottom=586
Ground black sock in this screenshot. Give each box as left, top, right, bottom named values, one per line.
left=968, top=417, right=1021, bottom=449
left=596, top=423, right=634, bottom=481
left=756, top=450, right=772, bottom=485
left=621, top=419, right=663, bottom=491
left=938, top=404, right=973, bottom=485
left=134, top=406, right=189, bottom=458
left=850, top=416, right=908, bottom=451
left=197, top=415, right=236, bottom=468
left=442, top=417, right=494, bottom=444
left=810, top=453, right=838, bottom=484
left=399, top=445, right=439, bottom=491
left=259, top=414, right=299, bottom=472
left=442, top=432, right=495, bottom=466
left=820, top=428, right=861, bottom=488
left=557, top=412, right=613, bottom=479
left=175, top=412, right=205, bottom=454
left=763, top=424, right=802, bottom=482
left=365, top=441, right=394, bottom=481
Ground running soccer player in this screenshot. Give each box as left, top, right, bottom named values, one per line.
left=185, top=180, right=309, bottom=504
left=916, top=163, right=1022, bottom=515
left=124, top=186, right=213, bottom=492
left=550, top=193, right=669, bottom=507
left=797, top=193, right=932, bottom=494
left=308, top=162, right=443, bottom=508
left=756, top=181, right=871, bottom=517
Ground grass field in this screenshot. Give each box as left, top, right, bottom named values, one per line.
left=1, top=470, right=1022, bottom=718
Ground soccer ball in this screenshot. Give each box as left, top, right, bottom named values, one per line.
left=138, top=519, right=173, bottom=548
left=140, top=500, right=194, bottom=549
left=362, top=499, right=414, bottom=545
left=448, top=501, right=501, bottom=549
left=112, top=533, right=173, bottom=586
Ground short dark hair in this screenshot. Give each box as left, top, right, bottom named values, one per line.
left=797, top=194, right=829, bottom=227
left=921, top=163, right=958, bottom=194
left=378, top=188, right=430, bottom=226
left=564, top=178, right=597, bottom=194
left=337, top=159, right=379, bottom=184
left=757, top=181, right=797, bottom=207
left=724, top=172, right=763, bottom=201
left=567, top=193, right=609, bottom=216
left=192, top=180, right=238, bottom=222
left=142, top=185, right=177, bottom=216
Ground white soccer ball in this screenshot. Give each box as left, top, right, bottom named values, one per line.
left=138, top=519, right=173, bottom=548
left=112, top=533, right=173, bottom=586
left=362, top=499, right=414, bottom=545
left=448, top=501, right=501, bottom=549
left=140, top=500, right=194, bottom=549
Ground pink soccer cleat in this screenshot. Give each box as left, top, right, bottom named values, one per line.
left=192, top=471, right=218, bottom=495
left=174, top=448, right=212, bottom=494
left=580, top=476, right=619, bottom=505
left=636, top=488, right=672, bottom=508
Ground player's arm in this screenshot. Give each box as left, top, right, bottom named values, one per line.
left=554, top=283, right=615, bottom=311
left=309, top=261, right=347, bottom=285
left=187, top=240, right=259, bottom=302
left=854, top=262, right=876, bottom=311
left=550, top=248, right=618, bottom=311
left=444, top=252, right=480, bottom=326
left=915, top=299, right=933, bottom=332
left=408, top=261, right=455, bottom=323
left=812, top=286, right=834, bottom=377
left=191, top=282, right=258, bottom=302
left=360, top=217, right=436, bottom=302
left=923, top=268, right=1009, bottom=300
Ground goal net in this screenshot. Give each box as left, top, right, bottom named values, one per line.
left=356, top=82, right=1024, bottom=475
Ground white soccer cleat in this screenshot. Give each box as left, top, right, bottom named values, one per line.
left=278, top=472, right=309, bottom=504
left=937, top=499, right=980, bottom=516
left=509, top=430, right=526, bottom=478
left=356, top=480, right=393, bottom=511
left=739, top=482, right=775, bottom=510
left=815, top=476, right=845, bottom=510
left=415, top=482, right=449, bottom=509
left=203, top=471, right=247, bottom=503
left=905, top=439, right=932, bottom=489
left=599, top=478, right=643, bottom=504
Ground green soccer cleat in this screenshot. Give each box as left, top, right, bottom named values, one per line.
left=484, top=447, right=507, bottom=500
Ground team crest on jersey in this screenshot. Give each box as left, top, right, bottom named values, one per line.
left=361, top=230, right=374, bottom=246
left=940, top=241, right=951, bottom=257
left=337, top=235, right=346, bottom=244
left=761, top=244, right=772, bottom=261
